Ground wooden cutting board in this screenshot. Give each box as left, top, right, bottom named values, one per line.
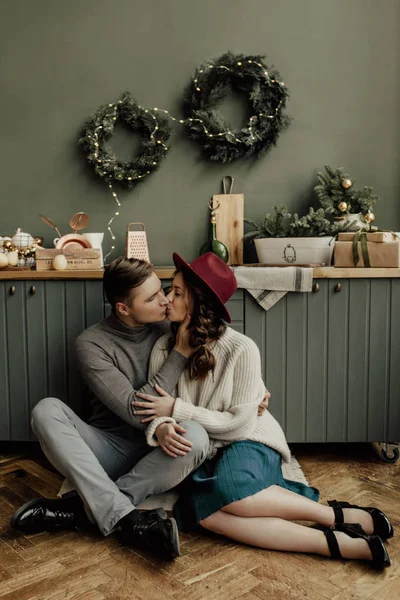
left=213, top=176, right=244, bottom=265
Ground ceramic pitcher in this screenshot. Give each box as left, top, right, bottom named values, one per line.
left=82, top=232, right=104, bottom=267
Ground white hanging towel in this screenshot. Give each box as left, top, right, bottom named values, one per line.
left=231, top=266, right=313, bottom=311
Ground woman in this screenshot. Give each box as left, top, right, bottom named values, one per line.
left=133, top=252, right=392, bottom=569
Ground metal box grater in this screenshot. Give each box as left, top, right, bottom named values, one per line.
left=125, top=223, right=150, bottom=261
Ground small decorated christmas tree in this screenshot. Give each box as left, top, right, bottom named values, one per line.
left=314, top=165, right=377, bottom=226
left=244, top=165, right=380, bottom=241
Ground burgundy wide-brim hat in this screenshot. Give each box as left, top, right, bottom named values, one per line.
left=172, top=252, right=238, bottom=323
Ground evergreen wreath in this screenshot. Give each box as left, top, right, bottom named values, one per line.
left=183, top=51, right=290, bottom=162
left=79, top=92, right=171, bottom=189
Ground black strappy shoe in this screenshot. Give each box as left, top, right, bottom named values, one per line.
left=323, top=523, right=390, bottom=570
left=328, top=499, right=394, bottom=540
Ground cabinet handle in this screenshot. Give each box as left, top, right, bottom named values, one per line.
left=9, top=285, right=16, bottom=296
left=312, top=283, right=320, bottom=293
left=335, top=283, right=342, bottom=293
left=30, top=286, right=36, bottom=295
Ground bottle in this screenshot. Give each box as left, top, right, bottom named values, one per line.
left=200, top=201, right=229, bottom=263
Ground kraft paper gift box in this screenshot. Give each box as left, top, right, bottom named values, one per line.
left=334, top=234, right=399, bottom=268
left=337, top=232, right=398, bottom=243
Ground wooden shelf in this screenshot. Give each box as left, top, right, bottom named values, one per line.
left=0, top=267, right=176, bottom=280
left=1, top=266, right=400, bottom=280
left=234, top=265, right=400, bottom=278
left=0, top=269, right=105, bottom=280
left=312, top=267, right=400, bottom=278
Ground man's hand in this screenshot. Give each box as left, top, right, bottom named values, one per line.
left=174, top=314, right=194, bottom=358
left=133, top=384, right=176, bottom=423
left=156, top=422, right=192, bottom=457
left=258, top=390, right=271, bottom=416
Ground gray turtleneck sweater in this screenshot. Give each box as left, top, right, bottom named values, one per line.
left=74, top=314, right=187, bottom=433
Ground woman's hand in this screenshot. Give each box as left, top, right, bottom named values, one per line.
left=132, top=384, right=176, bottom=423
left=155, top=422, right=192, bottom=457
left=174, top=313, right=194, bottom=358
left=258, top=390, right=271, bottom=416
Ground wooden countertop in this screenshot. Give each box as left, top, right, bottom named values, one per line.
left=0, top=268, right=174, bottom=280
left=1, top=266, right=400, bottom=280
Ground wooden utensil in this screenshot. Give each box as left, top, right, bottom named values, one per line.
left=69, top=212, right=89, bottom=233
left=40, top=214, right=62, bottom=238
left=213, top=176, right=244, bottom=265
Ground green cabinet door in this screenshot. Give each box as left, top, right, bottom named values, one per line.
left=0, top=281, right=50, bottom=440
left=0, top=279, right=104, bottom=441
left=244, top=279, right=400, bottom=444
left=0, top=282, right=30, bottom=440
left=44, top=280, right=104, bottom=423
left=0, top=283, right=9, bottom=439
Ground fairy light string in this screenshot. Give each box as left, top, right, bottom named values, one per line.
left=151, top=58, right=286, bottom=145
left=80, top=54, right=289, bottom=261
left=182, top=52, right=290, bottom=162
left=103, top=182, right=122, bottom=262
left=80, top=93, right=171, bottom=262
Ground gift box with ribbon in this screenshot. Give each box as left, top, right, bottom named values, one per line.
left=334, top=231, right=399, bottom=267
left=337, top=231, right=397, bottom=243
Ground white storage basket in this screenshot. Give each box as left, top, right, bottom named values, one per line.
left=255, top=237, right=334, bottom=266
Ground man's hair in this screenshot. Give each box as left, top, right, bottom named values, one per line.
left=103, top=257, right=153, bottom=309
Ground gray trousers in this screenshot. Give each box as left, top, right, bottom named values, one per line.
left=31, top=397, right=209, bottom=535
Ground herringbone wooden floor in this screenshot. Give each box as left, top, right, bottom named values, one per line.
left=0, top=443, right=399, bottom=600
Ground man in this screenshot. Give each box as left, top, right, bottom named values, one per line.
left=11, top=257, right=210, bottom=560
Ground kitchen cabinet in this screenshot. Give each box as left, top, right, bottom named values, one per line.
left=0, top=269, right=398, bottom=460
left=0, top=279, right=103, bottom=440
left=244, top=278, right=400, bottom=449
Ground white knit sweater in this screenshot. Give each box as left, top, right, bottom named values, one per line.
left=146, top=327, right=291, bottom=463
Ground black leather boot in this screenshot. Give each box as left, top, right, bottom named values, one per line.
left=10, top=495, right=91, bottom=533
left=137, top=507, right=168, bottom=520
left=117, top=509, right=180, bottom=560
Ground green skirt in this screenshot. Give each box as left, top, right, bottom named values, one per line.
left=174, top=440, right=320, bottom=532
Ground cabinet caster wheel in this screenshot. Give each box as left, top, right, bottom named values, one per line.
left=380, top=448, right=399, bottom=463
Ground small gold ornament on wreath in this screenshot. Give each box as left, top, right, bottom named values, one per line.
left=364, top=211, right=375, bottom=224
left=338, top=202, right=348, bottom=212
left=342, top=178, right=352, bottom=189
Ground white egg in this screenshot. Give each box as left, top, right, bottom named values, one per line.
left=7, top=251, right=19, bottom=266
left=0, top=253, right=9, bottom=268
left=52, top=254, right=68, bottom=270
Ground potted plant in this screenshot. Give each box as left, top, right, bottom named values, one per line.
left=243, top=165, right=379, bottom=266
left=244, top=206, right=341, bottom=265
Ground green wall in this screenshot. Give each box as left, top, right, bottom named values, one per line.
left=1, top=0, right=399, bottom=264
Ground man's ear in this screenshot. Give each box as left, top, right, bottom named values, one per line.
left=115, top=301, right=130, bottom=316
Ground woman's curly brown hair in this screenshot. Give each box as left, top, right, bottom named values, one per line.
left=167, top=269, right=227, bottom=381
